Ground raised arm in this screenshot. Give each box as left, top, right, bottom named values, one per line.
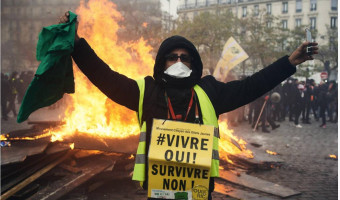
left=201, top=41, right=318, bottom=115
left=60, top=11, right=139, bottom=111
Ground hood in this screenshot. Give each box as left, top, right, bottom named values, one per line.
left=153, top=35, right=203, bottom=88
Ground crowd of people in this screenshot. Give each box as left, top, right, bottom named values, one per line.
left=228, top=77, right=338, bottom=132
left=2, top=69, right=337, bottom=132
left=1, top=71, right=34, bottom=120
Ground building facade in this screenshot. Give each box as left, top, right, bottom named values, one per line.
left=1, top=0, right=162, bottom=73
left=1, top=0, right=80, bottom=73
left=177, top=0, right=338, bottom=45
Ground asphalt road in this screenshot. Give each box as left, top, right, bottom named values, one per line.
left=1, top=107, right=338, bottom=200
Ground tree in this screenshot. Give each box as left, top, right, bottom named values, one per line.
left=236, top=10, right=289, bottom=72
left=114, top=0, right=163, bottom=51
left=317, top=26, right=338, bottom=80
left=171, top=11, right=236, bottom=72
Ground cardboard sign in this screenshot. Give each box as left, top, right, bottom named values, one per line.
left=148, top=119, right=214, bottom=200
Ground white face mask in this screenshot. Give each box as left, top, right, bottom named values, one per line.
left=164, top=62, right=192, bottom=78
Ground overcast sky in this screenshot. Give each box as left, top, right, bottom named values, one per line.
left=160, top=0, right=179, bottom=18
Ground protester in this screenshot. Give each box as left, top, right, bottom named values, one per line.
left=293, top=83, right=305, bottom=128
left=7, top=71, right=18, bottom=117
left=302, top=79, right=313, bottom=124
left=271, top=84, right=283, bottom=121
left=317, top=81, right=333, bottom=128
left=17, top=71, right=26, bottom=104
left=281, top=79, right=290, bottom=120
left=59, top=11, right=318, bottom=199
left=1, top=73, right=10, bottom=120
left=248, top=100, right=256, bottom=125
left=327, top=81, right=337, bottom=123
left=312, top=79, right=320, bottom=121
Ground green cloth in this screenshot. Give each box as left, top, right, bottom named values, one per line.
left=17, top=11, right=77, bottom=123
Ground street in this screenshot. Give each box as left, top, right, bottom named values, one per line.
left=213, top=117, right=338, bottom=200
left=1, top=108, right=338, bottom=200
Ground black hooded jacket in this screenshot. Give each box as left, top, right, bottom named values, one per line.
left=71, top=35, right=296, bottom=185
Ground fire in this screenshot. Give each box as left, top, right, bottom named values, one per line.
left=218, top=120, right=253, bottom=163
left=0, top=134, right=8, bottom=140
left=49, top=0, right=153, bottom=141
left=1, top=131, right=51, bottom=141
left=266, top=150, right=278, bottom=155
left=37, top=0, right=252, bottom=164
left=142, top=22, right=148, bottom=28
left=329, top=155, right=337, bottom=159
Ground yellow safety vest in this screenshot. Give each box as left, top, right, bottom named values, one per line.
left=132, top=79, right=220, bottom=183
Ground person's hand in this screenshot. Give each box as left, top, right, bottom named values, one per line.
left=288, top=41, right=318, bottom=66
left=59, top=11, right=79, bottom=41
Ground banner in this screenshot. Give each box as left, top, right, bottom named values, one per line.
left=213, top=37, right=248, bottom=81
left=148, top=119, right=215, bottom=200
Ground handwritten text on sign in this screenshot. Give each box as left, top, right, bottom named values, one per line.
left=148, top=119, right=214, bottom=199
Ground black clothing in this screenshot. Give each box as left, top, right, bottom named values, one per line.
left=1, top=74, right=10, bottom=120
left=71, top=36, right=296, bottom=197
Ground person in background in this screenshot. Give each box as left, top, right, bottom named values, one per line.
left=7, top=71, right=18, bottom=117
left=326, top=81, right=337, bottom=123
left=292, top=82, right=304, bottom=128
left=17, top=71, right=26, bottom=104
left=271, top=84, right=283, bottom=121
left=248, top=100, right=256, bottom=125
left=1, top=73, right=10, bottom=120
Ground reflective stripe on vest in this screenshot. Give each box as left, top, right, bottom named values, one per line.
left=132, top=79, right=146, bottom=181
left=132, top=79, right=220, bottom=182
left=193, top=85, right=220, bottom=177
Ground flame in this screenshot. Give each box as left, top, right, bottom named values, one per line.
left=0, top=134, right=9, bottom=140
left=41, top=0, right=252, bottom=165
left=266, top=150, right=278, bottom=155
left=70, top=143, right=75, bottom=149
left=142, top=22, right=148, bottom=28
left=329, top=155, right=337, bottom=159
left=49, top=0, right=153, bottom=141
left=218, top=120, right=253, bottom=164
left=1, top=131, right=51, bottom=141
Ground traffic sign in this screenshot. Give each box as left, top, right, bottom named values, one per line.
left=320, top=72, right=328, bottom=79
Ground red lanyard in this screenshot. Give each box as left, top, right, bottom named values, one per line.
left=166, top=88, right=199, bottom=122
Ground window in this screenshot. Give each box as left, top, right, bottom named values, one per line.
left=296, top=0, right=302, bottom=12
left=267, top=4, right=272, bottom=14
left=282, top=20, right=288, bottom=29
left=295, top=18, right=302, bottom=27
left=310, top=17, right=316, bottom=29
left=197, top=0, right=206, bottom=6
left=242, top=6, right=247, bottom=17
left=331, top=17, right=337, bottom=28
left=331, top=0, right=337, bottom=11
left=282, top=2, right=288, bottom=13
left=254, top=5, right=259, bottom=16
left=310, top=0, right=317, bottom=11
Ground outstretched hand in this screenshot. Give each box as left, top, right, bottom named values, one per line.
left=59, top=11, right=79, bottom=41
left=288, top=41, right=318, bottom=66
